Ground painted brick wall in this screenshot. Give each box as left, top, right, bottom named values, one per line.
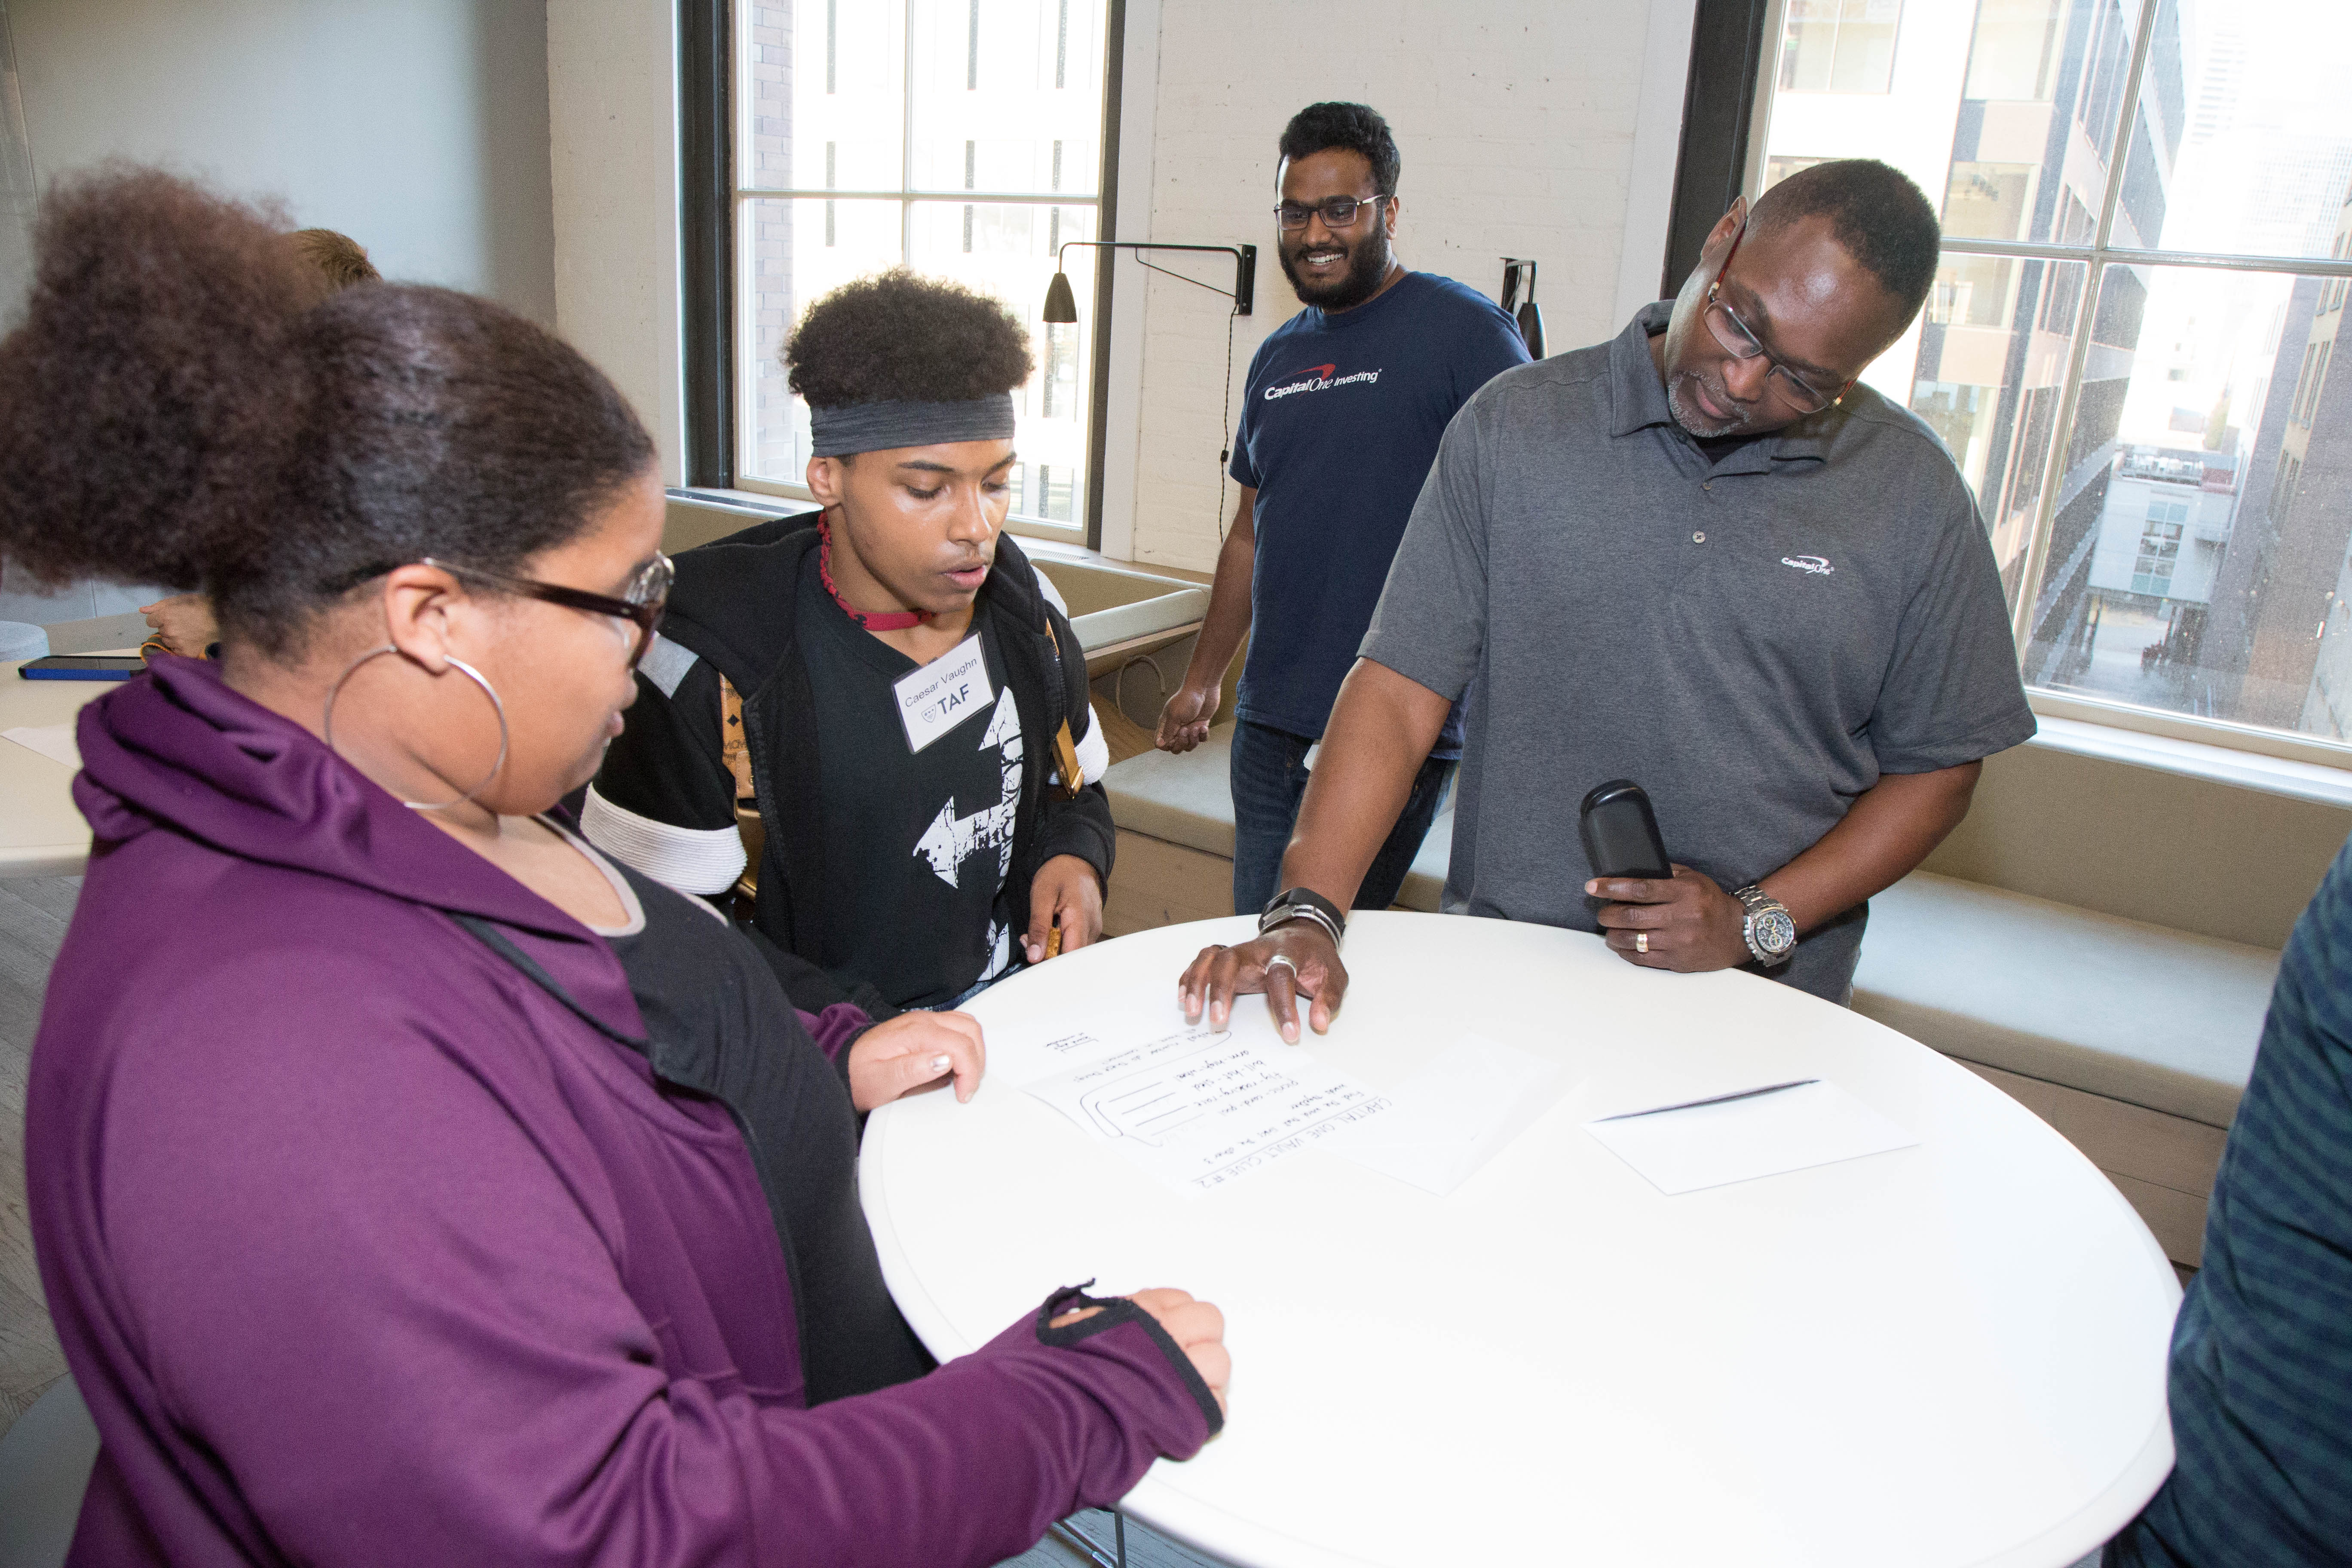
left=1123, top=0, right=1663, bottom=571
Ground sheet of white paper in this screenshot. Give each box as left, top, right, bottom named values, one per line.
left=1322, top=1033, right=1565, bottom=1197
left=2, top=723, right=80, bottom=770
left=1022, top=1020, right=1391, bottom=1196
left=1583, top=1079, right=1917, bottom=1196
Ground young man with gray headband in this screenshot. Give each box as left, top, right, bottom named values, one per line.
left=585, top=271, right=1112, bottom=1019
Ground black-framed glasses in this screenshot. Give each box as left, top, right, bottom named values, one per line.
left=424, top=553, right=674, bottom=669
left=1702, top=222, right=1852, bottom=415
left=1274, top=194, right=1389, bottom=231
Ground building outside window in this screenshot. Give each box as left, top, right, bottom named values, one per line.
left=734, top=0, right=1111, bottom=538
left=1778, top=0, right=1904, bottom=94
left=1755, top=0, right=2352, bottom=754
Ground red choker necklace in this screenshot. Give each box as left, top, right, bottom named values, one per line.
left=818, top=515, right=933, bottom=631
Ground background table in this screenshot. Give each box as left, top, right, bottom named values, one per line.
left=0, top=658, right=109, bottom=877
left=862, top=912, right=2181, bottom=1568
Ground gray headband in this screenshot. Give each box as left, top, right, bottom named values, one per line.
left=808, top=394, right=1018, bottom=457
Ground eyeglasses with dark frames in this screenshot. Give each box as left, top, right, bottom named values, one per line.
left=423, top=553, right=674, bottom=669
left=1702, top=222, right=1853, bottom=416
left=1274, top=194, right=1390, bottom=231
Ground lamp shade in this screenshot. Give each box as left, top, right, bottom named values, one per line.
left=1041, top=271, right=1079, bottom=324
left=1516, top=300, right=1545, bottom=360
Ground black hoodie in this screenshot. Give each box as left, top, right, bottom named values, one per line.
left=585, top=510, right=1114, bottom=1018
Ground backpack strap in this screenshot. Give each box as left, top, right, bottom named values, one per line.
left=719, top=674, right=757, bottom=802
left=1042, top=621, right=1084, bottom=802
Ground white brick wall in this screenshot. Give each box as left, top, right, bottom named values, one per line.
left=1122, top=0, right=1668, bottom=571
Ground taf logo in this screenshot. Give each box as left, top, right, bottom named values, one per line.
left=1780, top=554, right=1834, bottom=576
left=1264, top=362, right=1383, bottom=401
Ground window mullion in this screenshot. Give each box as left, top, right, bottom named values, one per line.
left=2006, top=0, right=2170, bottom=659
left=900, top=0, right=916, bottom=265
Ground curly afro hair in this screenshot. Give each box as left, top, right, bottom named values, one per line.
left=0, top=165, right=652, bottom=656
left=1750, top=159, right=1942, bottom=324
left=1278, top=102, right=1401, bottom=196
left=785, top=269, right=1035, bottom=410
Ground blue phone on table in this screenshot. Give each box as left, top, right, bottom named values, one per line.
left=18, top=655, right=142, bottom=681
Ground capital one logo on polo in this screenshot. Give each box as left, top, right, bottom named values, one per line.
left=1265, top=362, right=1384, bottom=400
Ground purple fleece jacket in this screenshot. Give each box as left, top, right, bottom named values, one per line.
left=27, top=660, right=1217, bottom=1565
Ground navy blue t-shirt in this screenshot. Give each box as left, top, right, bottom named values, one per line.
left=1229, top=270, right=1530, bottom=756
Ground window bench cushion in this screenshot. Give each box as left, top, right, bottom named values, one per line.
left=1851, top=872, right=2275, bottom=1130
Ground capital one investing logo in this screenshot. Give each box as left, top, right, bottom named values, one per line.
left=1265, top=361, right=1383, bottom=400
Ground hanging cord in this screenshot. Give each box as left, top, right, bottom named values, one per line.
left=1134, top=254, right=1245, bottom=544
left=1114, top=650, right=1169, bottom=723
left=1215, top=304, right=1239, bottom=541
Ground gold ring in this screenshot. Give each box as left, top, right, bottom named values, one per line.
left=1635, top=932, right=1648, bottom=954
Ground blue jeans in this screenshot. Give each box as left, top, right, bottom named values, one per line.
left=1228, top=719, right=1455, bottom=917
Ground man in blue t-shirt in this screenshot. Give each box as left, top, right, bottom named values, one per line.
left=1155, top=101, right=1530, bottom=917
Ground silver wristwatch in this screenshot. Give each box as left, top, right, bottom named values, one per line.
left=1731, top=884, right=1797, bottom=967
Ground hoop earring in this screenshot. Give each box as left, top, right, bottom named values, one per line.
left=321, top=644, right=510, bottom=812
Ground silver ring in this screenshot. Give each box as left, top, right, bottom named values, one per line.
left=322, top=645, right=510, bottom=813
left=1264, top=953, right=1301, bottom=981
left=1635, top=931, right=1648, bottom=954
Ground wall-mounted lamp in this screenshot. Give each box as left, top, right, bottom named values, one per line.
left=1041, top=239, right=1258, bottom=322
left=1501, top=258, right=1545, bottom=359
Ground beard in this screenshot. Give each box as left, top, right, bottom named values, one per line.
left=1279, top=217, right=1394, bottom=312
left=1664, top=368, right=1767, bottom=440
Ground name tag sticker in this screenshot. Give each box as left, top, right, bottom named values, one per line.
left=894, top=635, right=994, bottom=754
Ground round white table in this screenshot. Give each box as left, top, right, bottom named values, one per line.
left=861, top=912, right=2180, bottom=1568
left=0, top=656, right=110, bottom=877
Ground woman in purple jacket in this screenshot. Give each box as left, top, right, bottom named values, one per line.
left=0, top=169, right=1228, bottom=1566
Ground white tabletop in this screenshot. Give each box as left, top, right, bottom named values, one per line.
left=0, top=657, right=112, bottom=877
left=861, top=912, right=2180, bottom=1568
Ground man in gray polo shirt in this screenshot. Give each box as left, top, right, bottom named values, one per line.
left=1179, top=158, right=2035, bottom=1036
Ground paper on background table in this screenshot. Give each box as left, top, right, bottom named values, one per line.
left=1321, top=1032, right=1565, bottom=1197
left=2, top=723, right=80, bottom=770
left=1019, top=1017, right=1391, bottom=1197
left=1583, top=1079, right=1918, bottom=1196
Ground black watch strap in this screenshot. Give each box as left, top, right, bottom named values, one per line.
left=1260, top=886, right=1346, bottom=945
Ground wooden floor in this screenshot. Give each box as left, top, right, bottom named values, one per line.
left=0, top=875, right=74, bottom=1436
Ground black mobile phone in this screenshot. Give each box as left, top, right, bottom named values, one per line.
left=1579, top=779, right=1671, bottom=880
left=18, top=655, right=143, bottom=681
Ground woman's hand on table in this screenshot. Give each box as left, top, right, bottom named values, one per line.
left=1179, top=924, right=1347, bottom=1044
left=138, top=593, right=218, bottom=659
left=1050, top=1288, right=1231, bottom=1416
left=847, top=1010, right=985, bottom=1112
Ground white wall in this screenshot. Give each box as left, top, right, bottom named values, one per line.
left=546, top=0, right=686, bottom=487
left=7, top=0, right=554, bottom=324
left=1107, top=0, right=1693, bottom=571
left=0, top=0, right=556, bottom=625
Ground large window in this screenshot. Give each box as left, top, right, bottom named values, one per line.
left=1754, top=0, right=2352, bottom=755
left=731, top=0, right=1113, bottom=538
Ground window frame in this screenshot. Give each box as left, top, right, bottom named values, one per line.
left=683, top=0, right=1127, bottom=548
left=1672, top=0, right=2352, bottom=772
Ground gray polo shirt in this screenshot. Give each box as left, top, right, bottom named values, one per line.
left=1360, top=303, right=2035, bottom=1000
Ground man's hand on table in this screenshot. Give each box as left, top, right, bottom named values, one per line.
left=1050, top=1288, right=1231, bottom=1416
left=847, top=1010, right=985, bottom=1112
left=1587, top=864, right=1753, bottom=971
left=1179, top=922, right=1348, bottom=1044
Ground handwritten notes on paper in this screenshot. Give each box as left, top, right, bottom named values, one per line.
left=1006, top=1018, right=1391, bottom=1197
